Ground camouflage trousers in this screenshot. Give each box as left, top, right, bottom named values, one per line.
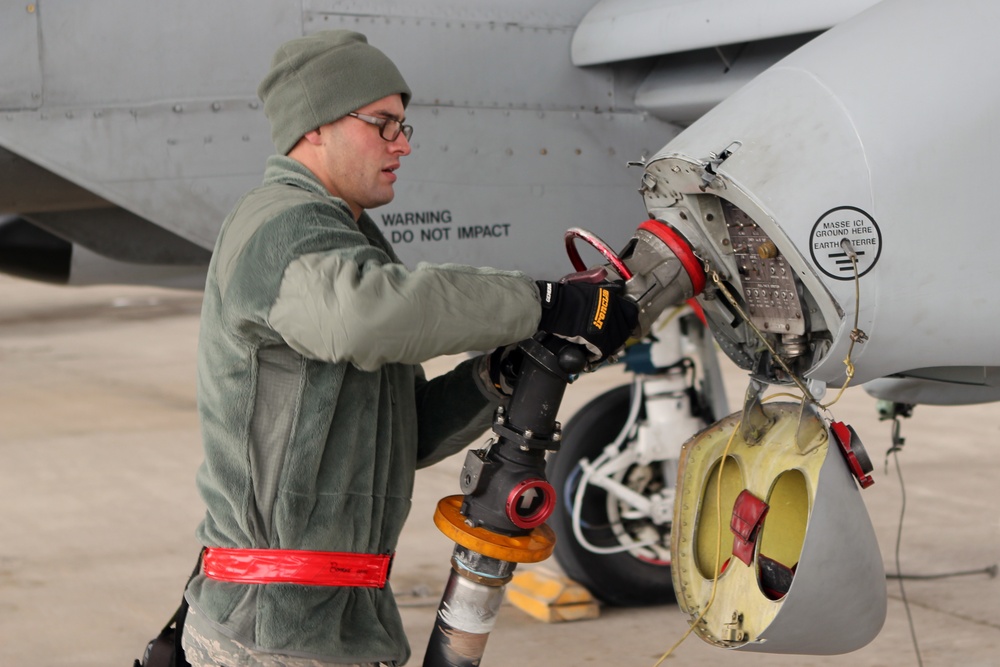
left=182, top=605, right=393, bottom=667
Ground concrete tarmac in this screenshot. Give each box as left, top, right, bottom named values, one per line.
left=1, top=274, right=999, bottom=667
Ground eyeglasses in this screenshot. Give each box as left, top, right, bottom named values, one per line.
left=346, top=112, right=414, bottom=142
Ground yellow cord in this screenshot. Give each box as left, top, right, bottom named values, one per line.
left=819, top=249, right=863, bottom=410
left=763, top=391, right=803, bottom=403
left=655, top=304, right=686, bottom=333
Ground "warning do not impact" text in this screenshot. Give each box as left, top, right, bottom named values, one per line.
left=380, top=209, right=511, bottom=244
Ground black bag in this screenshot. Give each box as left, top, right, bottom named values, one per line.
left=133, top=551, right=203, bottom=667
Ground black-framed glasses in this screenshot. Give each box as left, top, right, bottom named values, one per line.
left=346, top=112, right=414, bottom=142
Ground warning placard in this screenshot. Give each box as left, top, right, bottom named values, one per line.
left=809, top=206, right=882, bottom=280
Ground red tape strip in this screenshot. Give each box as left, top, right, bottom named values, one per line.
left=203, top=548, right=392, bottom=588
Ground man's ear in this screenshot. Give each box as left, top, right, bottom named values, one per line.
left=302, top=128, right=324, bottom=146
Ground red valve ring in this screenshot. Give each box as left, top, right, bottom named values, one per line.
left=637, top=219, right=707, bottom=296
left=505, top=478, right=557, bottom=530
left=564, top=221, right=707, bottom=324
left=564, top=228, right=633, bottom=280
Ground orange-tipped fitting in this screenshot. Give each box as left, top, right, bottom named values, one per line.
left=433, top=495, right=555, bottom=563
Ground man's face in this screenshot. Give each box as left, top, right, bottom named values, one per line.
left=312, top=94, right=411, bottom=219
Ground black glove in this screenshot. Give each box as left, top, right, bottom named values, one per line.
left=535, top=280, right=639, bottom=361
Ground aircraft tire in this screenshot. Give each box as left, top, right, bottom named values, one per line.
left=546, top=384, right=676, bottom=606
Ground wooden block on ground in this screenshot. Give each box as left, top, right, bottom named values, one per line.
left=506, top=568, right=600, bottom=623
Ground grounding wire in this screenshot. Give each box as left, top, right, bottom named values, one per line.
left=889, top=447, right=924, bottom=667
left=887, top=566, right=999, bottom=581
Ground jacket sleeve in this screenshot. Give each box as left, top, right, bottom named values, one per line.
left=268, top=248, right=542, bottom=371
left=413, top=355, right=499, bottom=469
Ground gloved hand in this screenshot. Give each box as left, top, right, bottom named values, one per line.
left=486, top=343, right=524, bottom=396
left=535, top=280, right=639, bottom=361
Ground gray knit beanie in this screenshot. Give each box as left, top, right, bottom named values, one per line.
left=258, top=30, right=412, bottom=155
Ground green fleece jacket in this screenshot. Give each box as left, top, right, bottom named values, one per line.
left=185, top=156, right=541, bottom=664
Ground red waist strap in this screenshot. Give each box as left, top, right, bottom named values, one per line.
left=203, top=548, right=393, bottom=588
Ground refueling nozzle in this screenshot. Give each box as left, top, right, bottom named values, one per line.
left=565, top=219, right=707, bottom=339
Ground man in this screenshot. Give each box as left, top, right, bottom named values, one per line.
left=182, top=30, right=637, bottom=666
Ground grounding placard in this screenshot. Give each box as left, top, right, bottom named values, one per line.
left=809, top=206, right=882, bottom=280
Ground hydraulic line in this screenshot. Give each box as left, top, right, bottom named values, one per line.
left=423, top=336, right=583, bottom=667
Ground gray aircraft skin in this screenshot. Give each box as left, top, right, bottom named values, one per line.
left=15, top=0, right=1000, bottom=657
left=0, top=0, right=871, bottom=288
left=10, top=0, right=941, bottom=655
